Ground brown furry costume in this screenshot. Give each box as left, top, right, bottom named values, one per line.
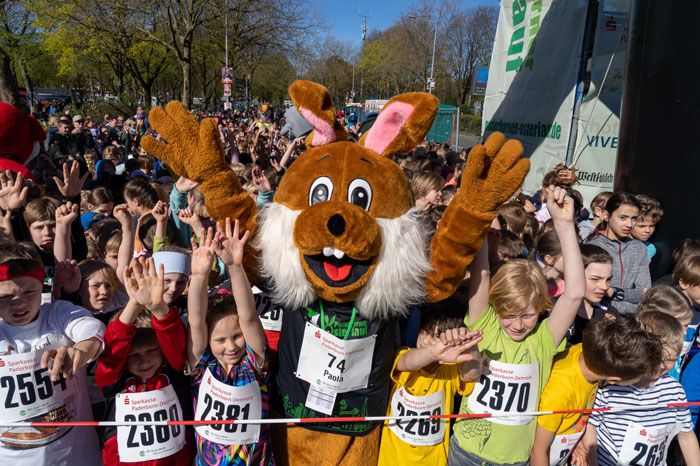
left=142, top=80, right=529, bottom=465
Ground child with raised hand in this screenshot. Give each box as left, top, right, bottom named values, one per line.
left=96, top=257, right=194, bottom=466
left=0, top=242, right=105, bottom=464
left=187, top=221, right=273, bottom=465
left=449, top=186, right=585, bottom=466
left=580, top=311, right=700, bottom=466
left=531, top=315, right=662, bottom=466
left=585, top=193, right=650, bottom=314
left=378, top=300, right=482, bottom=466
left=112, top=203, right=135, bottom=283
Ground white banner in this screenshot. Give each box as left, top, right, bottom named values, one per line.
left=482, top=0, right=589, bottom=195
left=572, top=0, right=630, bottom=206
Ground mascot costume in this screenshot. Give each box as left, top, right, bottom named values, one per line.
left=142, top=80, right=529, bottom=465
left=0, top=102, right=46, bottom=179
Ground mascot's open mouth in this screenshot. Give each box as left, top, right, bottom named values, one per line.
left=304, top=246, right=373, bottom=287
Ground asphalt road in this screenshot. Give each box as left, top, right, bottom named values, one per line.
left=454, top=132, right=481, bottom=149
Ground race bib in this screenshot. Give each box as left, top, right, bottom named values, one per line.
left=0, top=351, right=79, bottom=423
left=115, top=385, right=185, bottom=462
left=618, top=421, right=677, bottom=466
left=296, top=322, right=376, bottom=393
left=252, top=286, right=283, bottom=332
left=388, top=387, right=444, bottom=447
left=549, top=432, right=583, bottom=466
left=466, top=359, right=539, bottom=425
left=194, top=368, right=261, bottom=445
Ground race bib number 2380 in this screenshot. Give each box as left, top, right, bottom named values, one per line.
left=115, top=385, right=186, bottom=462
left=0, top=351, right=78, bottom=423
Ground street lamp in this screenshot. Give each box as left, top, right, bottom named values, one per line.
left=409, top=14, right=439, bottom=94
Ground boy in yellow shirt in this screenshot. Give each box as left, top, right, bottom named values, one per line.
left=378, top=304, right=483, bottom=466
left=530, top=315, right=663, bottom=466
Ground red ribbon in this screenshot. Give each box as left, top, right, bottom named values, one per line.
left=0, top=264, right=45, bottom=283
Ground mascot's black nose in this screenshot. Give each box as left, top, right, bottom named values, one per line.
left=327, top=213, right=346, bottom=237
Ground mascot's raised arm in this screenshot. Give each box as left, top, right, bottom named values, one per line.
left=142, top=80, right=529, bottom=465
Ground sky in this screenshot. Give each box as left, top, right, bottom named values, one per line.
left=320, top=0, right=501, bottom=47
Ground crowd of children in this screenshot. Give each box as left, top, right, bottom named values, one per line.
left=1, top=101, right=700, bottom=466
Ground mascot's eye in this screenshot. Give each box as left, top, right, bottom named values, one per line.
left=348, top=179, right=372, bottom=211
left=309, top=176, right=334, bottom=205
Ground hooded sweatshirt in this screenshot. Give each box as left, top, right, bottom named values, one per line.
left=585, top=233, right=651, bottom=314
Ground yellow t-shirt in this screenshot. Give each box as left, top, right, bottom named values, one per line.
left=538, top=343, right=598, bottom=435
left=377, top=347, right=473, bottom=466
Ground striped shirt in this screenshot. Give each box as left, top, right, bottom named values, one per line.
left=589, top=375, right=692, bottom=466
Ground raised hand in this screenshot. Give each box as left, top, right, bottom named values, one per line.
left=53, top=259, right=81, bottom=297
left=251, top=165, right=272, bottom=192
left=0, top=170, right=29, bottom=210
left=269, top=158, right=283, bottom=173
left=213, top=218, right=250, bottom=268
left=459, top=132, right=530, bottom=217
left=151, top=200, right=169, bottom=224
left=140, top=101, right=228, bottom=181
left=113, top=203, right=133, bottom=229
left=53, top=161, right=89, bottom=198
left=545, top=185, right=574, bottom=224
left=175, top=176, right=199, bottom=193
left=190, top=227, right=215, bottom=276
left=430, top=328, right=483, bottom=364
left=55, top=201, right=79, bottom=227
left=123, top=257, right=167, bottom=316
left=178, top=207, right=203, bottom=230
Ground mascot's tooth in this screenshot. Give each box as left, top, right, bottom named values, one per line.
left=333, top=248, right=345, bottom=259
left=323, top=247, right=334, bottom=257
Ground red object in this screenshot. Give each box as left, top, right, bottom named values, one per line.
left=96, top=306, right=186, bottom=387
left=0, top=158, right=35, bottom=181
left=97, top=307, right=193, bottom=466
left=0, top=102, right=46, bottom=164
left=0, top=264, right=44, bottom=283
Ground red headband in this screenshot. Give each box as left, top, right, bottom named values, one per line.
left=0, top=265, right=45, bottom=283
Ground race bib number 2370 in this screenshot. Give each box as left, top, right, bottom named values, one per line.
left=466, top=359, right=539, bottom=426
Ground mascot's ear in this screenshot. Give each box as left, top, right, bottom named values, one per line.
left=289, top=80, right=346, bottom=147
left=359, top=93, right=438, bottom=158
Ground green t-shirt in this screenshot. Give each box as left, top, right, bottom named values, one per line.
left=454, top=305, right=558, bottom=464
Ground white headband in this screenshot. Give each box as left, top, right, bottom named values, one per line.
left=152, top=252, right=191, bottom=276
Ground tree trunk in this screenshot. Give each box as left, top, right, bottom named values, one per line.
left=0, top=49, right=22, bottom=109
left=17, top=59, right=35, bottom=114
left=143, top=84, right=153, bottom=109
left=181, top=60, right=192, bottom=107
